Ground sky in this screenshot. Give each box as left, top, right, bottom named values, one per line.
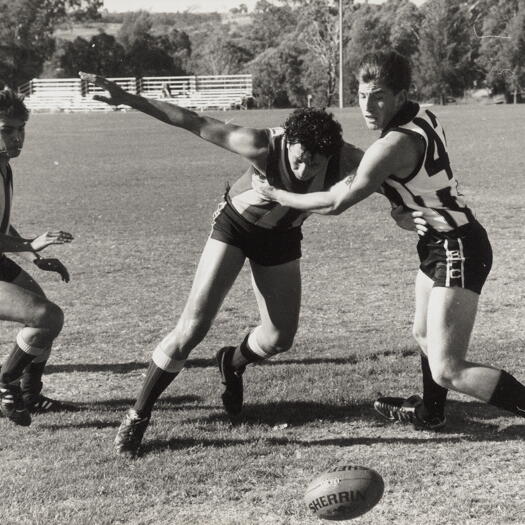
left=103, top=0, right=427, bottom=14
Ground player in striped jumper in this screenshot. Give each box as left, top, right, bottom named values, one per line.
left=0, top=88, right=73, bottom=427
left=79, top=73, right=364, bottom=457
left=253, top=50, right=525, bottom=430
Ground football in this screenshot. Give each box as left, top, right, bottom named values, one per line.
left=304, top=464, right=384, bottom=521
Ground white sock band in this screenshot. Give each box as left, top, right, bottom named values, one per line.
left=248, top=328, right=272, bottom=359
left=152, top=344, right=186, bottom=373
left=16, top=332, right=49, bottom=357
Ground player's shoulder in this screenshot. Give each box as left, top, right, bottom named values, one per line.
left=268, top=127, right=285, bottom=139
left=340, top=141, right=364, bottom=168
left=379, top=127, right=424, bottom=160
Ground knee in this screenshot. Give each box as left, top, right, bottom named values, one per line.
left=259, top=327, right=296, bottom=355
left=412, top=324, right=426, bottom=350
left=33, top=302, right=64, bottom=337
left=429, top=359, right=462, bottom=389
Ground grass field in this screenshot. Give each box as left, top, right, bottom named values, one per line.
left=0, top=104, right=524, bottom=525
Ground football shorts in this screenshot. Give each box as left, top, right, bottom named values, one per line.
left=210, top=200, right=302, bottom=266
left=417, top=220, right=492, bottom=294
left=0, top=255, right=23, bottom=283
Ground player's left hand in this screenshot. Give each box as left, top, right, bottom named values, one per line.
left=34, top=258, right=70, bottom=283
left=252, top=175, right=277, bottom=201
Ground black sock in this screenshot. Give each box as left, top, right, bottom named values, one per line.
left=420, top=354, right=448, bottom=420
left=230, top=333, right=265, bottom=372
left=488, top=370, right=525, bottom=417
left=133, top=361, right=178, bottom=417
left=0, top=344, right=36, bottom=386
left=21, top=360, right=47, bottom=402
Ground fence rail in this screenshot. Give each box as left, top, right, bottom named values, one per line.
left=18, top=75, right=253, bottom=112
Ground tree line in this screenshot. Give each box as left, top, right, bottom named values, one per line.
left=1, top=0, right=523, bottom=106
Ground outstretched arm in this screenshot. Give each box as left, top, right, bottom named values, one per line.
left=79, top=72, right=268, bottom=160
left=254, top=133, right=419, bottom=215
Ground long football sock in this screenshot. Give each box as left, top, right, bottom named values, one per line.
left=420, top=354, right=448, bottom=420
left=21, top=360, right=47, bottom=402
left=488, top=370, right=525, bottom=417
left=0, top=344, right=36, bottom=386
left=133, top=361, right=179, bottom=417
left=230, top=333, right=265, bottom=372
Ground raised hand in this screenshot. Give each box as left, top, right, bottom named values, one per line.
left=34, top=258, right=70, bottom=283
left=30, top=231, right=73, bottom=252
left=78, top=72, right=128, bottom=106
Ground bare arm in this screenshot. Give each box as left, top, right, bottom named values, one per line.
left=79, top=72, right=268, bottom=160
left=254, top=133, right=420, bottom=215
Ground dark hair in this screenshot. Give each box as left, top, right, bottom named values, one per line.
left=0, top=88, right=29, bottom=120
left=357, top=50, right=411, bottom=94
left=283, top=108, right=343, bottom=157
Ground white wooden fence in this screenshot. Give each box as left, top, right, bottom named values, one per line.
left=17, top=75, right=253, bottom=112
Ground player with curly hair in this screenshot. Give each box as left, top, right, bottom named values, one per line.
left=0, top=88, right=74, bottom=427
left=80, top=73, right=364, bottom=457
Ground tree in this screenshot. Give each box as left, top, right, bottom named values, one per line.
left=414, top=0, right=478, bottom=103
left=190, top=26, right=253, bottom=75
left=294, top=0, right=340, bottom=107
left=476, top=0, right=525, bottom=103
left=0, top=0, right=102, bottom=87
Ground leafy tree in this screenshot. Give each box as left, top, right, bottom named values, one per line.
left=414, top=0, right=478, bottom=103
left=246, top=0, right=297, bottom=55
left=0, top=0, right=102, bottom=87
left=294, top=0, right=340, bottom=107
left=476, top=0, right=525, bottom=102
left=249, top=43, right=306, bottom=108
left=116, top=10, right=153, bottom=51
left=190, top=26, right=253, bottom=75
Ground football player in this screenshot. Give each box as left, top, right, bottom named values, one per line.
left=0, top=88, right=74, bottom=427
left=253, top=50, right=525, bottom=430
left=79, top=72, right=365, bottom=457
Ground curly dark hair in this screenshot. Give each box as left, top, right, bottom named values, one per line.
left=283, top=108, right=343, bottom=157
left=0, top=88, right=29, bottom=121
left=357, top=50, right=411, bottom=94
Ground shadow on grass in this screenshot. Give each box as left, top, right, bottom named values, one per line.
left=36, top=398, right=524, bottom=450
left=45, top=349, right=413, bottom=375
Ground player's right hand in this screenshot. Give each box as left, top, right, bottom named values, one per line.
left=78, top=72, right=127, bottom=106
left=30, top=231, right=74, bottom=252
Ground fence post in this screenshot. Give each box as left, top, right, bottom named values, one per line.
left=189, top=76, right=196, bottom=93
left=80, top=78, right=88, bottom=97
left=136, top=77, right=142, bottom=95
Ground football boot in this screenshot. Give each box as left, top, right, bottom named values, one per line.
left=374, top=395, right=446, bottom=431
left=114, top=409, right=150, bottom=458
left=0, top=384, right=31, bottom=426
left=216, top=346, right=244, bottom=416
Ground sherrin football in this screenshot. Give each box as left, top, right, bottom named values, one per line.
left=304, top=464, right=384, bottom=521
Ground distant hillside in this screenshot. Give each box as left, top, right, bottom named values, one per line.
left=54, top=11, right=252, bottom=42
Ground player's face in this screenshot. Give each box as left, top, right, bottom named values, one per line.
left=358, top=80, right=405, bottom=131
left=0, top=115, right=26, bottom=158
left=287, top=142, right=330, bottom=182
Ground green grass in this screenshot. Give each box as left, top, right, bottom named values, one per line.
left=0, top=105, right=524, bottom=524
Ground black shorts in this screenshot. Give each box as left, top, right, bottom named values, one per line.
left=417, top=221, right=492, bottom=295
left=210, top=201, right=303, bottom=266
left=0, top=255, right=23, bottom=283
